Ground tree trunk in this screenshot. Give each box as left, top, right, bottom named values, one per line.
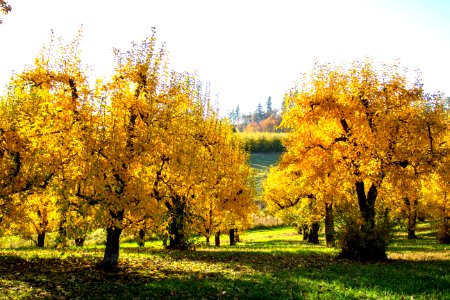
left=325, top=202, right=335, bottom=247
left=75, top=237, right=85, bottom=247
left=138, top=228, right=145, bottom=247
left=166, top=196, right=189, bottom=250
left=307, top=222, right=319, bottom=244
left=215, top=231, right=220, bottom=247
left=168, top=215, right=186, bottom=249
left=341, top=181, right=387, bottom=260
left=37, top=232, right=45, bottom=247
left=302, top=225, right=309, bottom=241
left=356, top=181, right=376, bottom=231
left=235, top=228, right=240, bottom=243
left=438, top=216, right=450, bottom=244
left=99, top=210, right=124, bottom=271
left=229, top=228, right=236, bottom=246
left=205, top=235, right=210, bottom=245
left=57, top=219, right=67, bottom=247
left=404, top=197, right=417, bottom=239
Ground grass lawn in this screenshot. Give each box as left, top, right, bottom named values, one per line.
left=0, top=224, right=449, bottom=299
left=249, top=152, right=282, bottom=170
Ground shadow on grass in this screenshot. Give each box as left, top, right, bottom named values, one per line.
left=0, top=248, right=449, bottom=299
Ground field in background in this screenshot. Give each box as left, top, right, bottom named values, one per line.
left=239, top=132, right=285, bottom=153
left=0, top=224, right=448, bottom=299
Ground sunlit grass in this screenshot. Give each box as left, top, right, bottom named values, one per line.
left=0, top=223, right=449, bottom=299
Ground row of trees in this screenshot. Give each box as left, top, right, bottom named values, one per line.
left=0, top=30, right=256, bottom=269
left=229, top=97, right=282, bottom=132
left=264, top=61, right=450, bottom=259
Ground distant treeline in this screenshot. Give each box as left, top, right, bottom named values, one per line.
left=239, top=132, right=285, bottom=153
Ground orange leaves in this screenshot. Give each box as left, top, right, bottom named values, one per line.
left=267, top=59, right=449, bottom=234
left=1, top=29, right=256, bottom=253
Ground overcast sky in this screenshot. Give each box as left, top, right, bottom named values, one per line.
left=1, top=0, right=450, bottom=115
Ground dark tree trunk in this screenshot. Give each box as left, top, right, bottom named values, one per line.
left=439, top=216, right=450, bottom=244
left=168, top=215, right=186, bottom=250
left=138, top=228, right=145, bottom=247
left=215, top=231, right=220, bottom=247
left=37, top=232, right=45, bottom=247
left=307, top=222, right=320, bottom=244
left=229, top=229, right=236, bottom=246
left=339, top=181, right=387, bottom=260
left=325, top=202, right=335, bottom=247
left=235, top=228, right=240, bottom=243
left=99, top=210, right=124, bottom=271
left=356, top=181, right=376, bottom=231
left=302, top=225, right=309, bottom=241
left=205, top=228, right=210, bottom=246
left=75, top=237, right=85, bottom=247
left=166, top=196, right=189, bottom=250
left=404, top=197, right=418, bottom=239
left=57, top=219, right=67, bottom=247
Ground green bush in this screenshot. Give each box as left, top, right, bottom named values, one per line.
left=336, top=214, right=393, bottom=261
left=438, top=222, right=450, bottom=244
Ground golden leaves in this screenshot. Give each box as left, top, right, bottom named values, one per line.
left=266, top=59, right=450, bottom=229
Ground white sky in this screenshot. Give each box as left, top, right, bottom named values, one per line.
left=1, top=0, right=450, bottom=115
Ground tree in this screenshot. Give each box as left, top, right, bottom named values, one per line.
left=0, top=0, right=11, bottom=24
left=263, top=164, right=338, bottom=246
left=278, top=60, right=448, bottom=260
left=9, top=191, right=60, bottom=247
left=266, top=96, right=273, bottom=116
left=255, top=102, right=264, bottom=122
left=422, top=172, right=450, bottom=243
left=192, top=120, right=256, bottom=246
left=4, top=29, right=256, bottom=270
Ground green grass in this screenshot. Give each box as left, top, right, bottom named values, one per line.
left=249, top=152, right=282, bottom=203
left=249, top=152, right=282, bottom=170
left=0, top=224, right=449, bottom=299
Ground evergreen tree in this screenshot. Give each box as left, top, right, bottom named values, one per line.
left=255, top=102, right=264, bottom=122
left=266, top=96, right=273, bottom=115
left=235, top=105, right=240, bottom=122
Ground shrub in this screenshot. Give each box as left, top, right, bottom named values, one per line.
left=437, top=221, right=450, bottom=244
left=336, top=214, right=392, bottom=261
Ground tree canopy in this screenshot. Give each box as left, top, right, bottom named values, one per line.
left=0, top=30, right=256, bottom=269
left=264, top=60, right=450, bottom=259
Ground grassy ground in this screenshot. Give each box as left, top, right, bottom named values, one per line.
left=0, top=224, right=449, bottom=299
left=249, top=152, right=282, bottom=204
left=249, top=152, right=282, bottom=170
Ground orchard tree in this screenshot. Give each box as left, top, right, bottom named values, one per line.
left=6, top=29, right=96, bottom=245
left=191, top=118, right=255, bottom=246
left=5, top=29, right=256, bottom=270
left=150, top=93, right=256, bottom=250
left=264, top=162, right=343, bottom=246
left=278, top=60, right=448, bottom=260
left=0, top=0, right=11, bottom=24
left=9, top=191, right=60, bottom=247
left=422, top=172, right=450, bottom=243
